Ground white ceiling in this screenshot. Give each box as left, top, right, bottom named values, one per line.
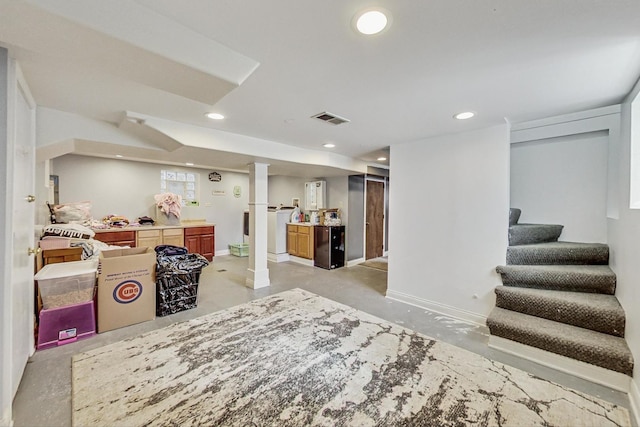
left=2, top=0, right=640, bottom=171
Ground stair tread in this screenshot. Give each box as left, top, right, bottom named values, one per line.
left=496, top=264, right=616, bottom=294
left=508, top=241, right=608, bottom=250
left=494, top=286, right=625, bottom=336
left=508, top=224, right=564, bottom=246
left=497, top=264, right=615, bottom=276
left=511, top=223, right=564, bottom=228
left=495, top=286, right=622, bottom=310
left=487, top=307, right=633, bottom=375
left=506, top=242, right=610, bottom=265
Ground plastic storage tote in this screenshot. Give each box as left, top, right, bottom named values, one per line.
left=34, top=259, right=98, bottom=309
left=37, top=300, right=96, bottom=350
left=229, top=243, right=249, bottom=257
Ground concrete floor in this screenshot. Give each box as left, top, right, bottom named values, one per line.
left=12, top=255, right=631, bottom=426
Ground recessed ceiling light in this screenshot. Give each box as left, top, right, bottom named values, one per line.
left=355, top=9, right=389, bottom=35
left=206, top=112, right=225, bottom=120
left=454, top=111, right=475, bottom=120
left=377, top=157, right=387, bottom=161
left=185, top=162, right=194, bottom=166
left=115, top=154, right=123, bottom=158
left=323, top=143, right=336, bottom=148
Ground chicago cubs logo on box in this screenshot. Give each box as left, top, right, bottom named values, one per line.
left=113, top=280, right=143, bottom=304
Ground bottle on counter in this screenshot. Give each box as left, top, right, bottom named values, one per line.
left=291, top=207, right=301, bottom=223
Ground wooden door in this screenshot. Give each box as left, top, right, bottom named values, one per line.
left=365, top=180, right=385, bottom=259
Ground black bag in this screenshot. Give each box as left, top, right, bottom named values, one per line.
left=154, top=245, right=188, bottom=256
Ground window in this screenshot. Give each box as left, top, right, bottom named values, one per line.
left=160, top=170, right=199, bottom=206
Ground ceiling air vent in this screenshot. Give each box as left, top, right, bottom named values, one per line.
left=311, top=112, right=350, bottom=126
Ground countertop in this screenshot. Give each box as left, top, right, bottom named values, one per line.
left=92, top=222, right=215, bottom=233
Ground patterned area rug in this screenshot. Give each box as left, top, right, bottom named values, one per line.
left=72, top=289, right=630, bottom=426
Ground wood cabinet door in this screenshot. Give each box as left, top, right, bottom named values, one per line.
left=137, top=236, right=161, bottom=250
left=297, top=233, right=311, bottom=259
left=137, top=229, right=162, bottom=250
left=184, top=235, right=200, bottom=254
left=162, top=232, right=184, bottom=248
left=200, top=234, right=214, bottom=261
left=95, top=231, right=136, bottom=247
left=287, top=229, right=298, bottom=256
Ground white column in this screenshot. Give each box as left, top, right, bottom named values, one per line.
left=246, top=162, right=270, bottom=289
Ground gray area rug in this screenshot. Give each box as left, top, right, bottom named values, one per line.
left=72, top=289, right=629, bottom=426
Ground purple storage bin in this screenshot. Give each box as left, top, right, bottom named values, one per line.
left=37, top=300, right=96, bottom=350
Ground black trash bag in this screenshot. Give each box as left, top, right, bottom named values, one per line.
left=155, top=253, right=209, bottom=316
left=155, top=245, right=188, bottom=256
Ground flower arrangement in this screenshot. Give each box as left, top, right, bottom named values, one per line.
left=154, top=192, right=182, bottom=218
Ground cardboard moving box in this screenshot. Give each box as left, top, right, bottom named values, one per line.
left=97, top=247, right=156, bottom=333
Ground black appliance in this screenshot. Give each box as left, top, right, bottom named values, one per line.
left=314, top=226, right=345, bottom=270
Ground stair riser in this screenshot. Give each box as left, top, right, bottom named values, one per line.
left=495, top=293, right=625, bottom=337
left=509, top=208, right=521, bottom=226
left=509, top=225, right=563, bottom=246
left=497, top=273, right=616, bottom=295
left=486, top=321, right=632, bottom=376
left=506, top=248, right=609, bottom=266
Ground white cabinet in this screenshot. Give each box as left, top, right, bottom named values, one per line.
left=305, top=181, right=326, bottom=211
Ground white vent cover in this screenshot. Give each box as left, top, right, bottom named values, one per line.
left=311, top=112, right=350, bottom=125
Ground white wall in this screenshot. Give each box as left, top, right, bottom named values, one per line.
left=267, top=175, right=310, bottom=208
left=387, top=125, right=510, bottom=323
left=608, top=83, right=640, bottom=415
left=510, top=132, right=609, bottom=243
left=51, top=154, right=250, bottom=253
left=326, top=175, right=349, bottom=225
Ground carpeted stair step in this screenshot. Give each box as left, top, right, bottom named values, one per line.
left=506, top=242, right=609, bottom=265
left=487, top=307, right=633, bottom=375
left=509, top=224, right=564, bottom=246
left=495, top=265, right=616, bottom=294
left=509, top=208, right=521, bottom=226
left=494, top=286, right=625, bottom=337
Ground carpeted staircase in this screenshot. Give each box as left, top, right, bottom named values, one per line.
left=486, top=208, right=634, bottom=376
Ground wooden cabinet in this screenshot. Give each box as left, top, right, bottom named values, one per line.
left=136, top=229, right=162, bottom=249
left=287, top=226, right=298, bottom=255
left=42, top=247, right=83, bottom=266
left=287, top=224, right=314, bottom=259
left=162, top=228, right=184, bottom=247
left=136, top=228, right=184, bottom=249
left=184, top=226, right=215, bottom=261
left=94, top=230, right=136, bottom=247
left=95, top=226, right=211, bottom=259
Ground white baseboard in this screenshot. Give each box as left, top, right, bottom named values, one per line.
left=215, top=249, right=230, bottom=257
left=385, top=290, right=487, bottom=328
left=488, top=335, right=631, bottom=393
left=288, top=256, right=314, bottom=267
left=628, top=379, right=640, bottom=426
left=1, top=406, right=12, bottom=427
left=267, top=252, right=290, bottom=263
left=346, top=257, right=365, bottom=267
